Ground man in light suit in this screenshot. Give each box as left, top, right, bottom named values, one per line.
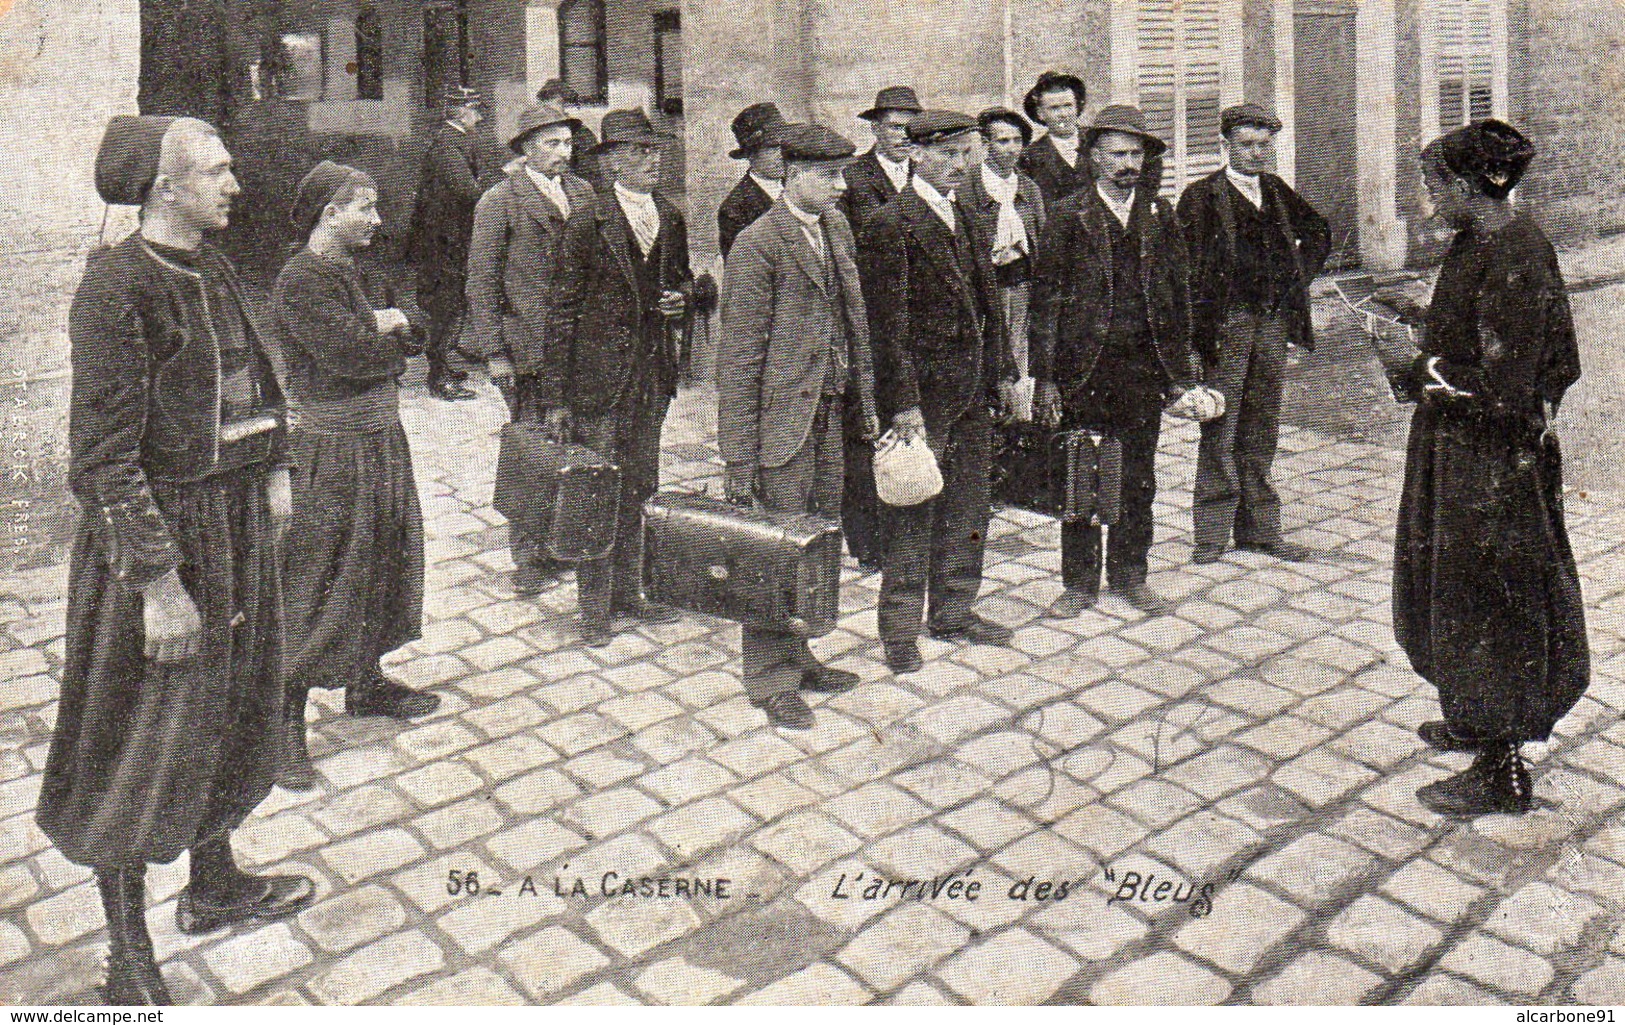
left=466, top=103, right=597, bottom=595
left=719, top=124, right=879, bottom=730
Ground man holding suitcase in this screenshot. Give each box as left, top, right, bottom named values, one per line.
left=719, top=124, right=879, bottom=730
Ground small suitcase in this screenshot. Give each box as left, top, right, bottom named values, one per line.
left=641, top=492, right=843, bottom=637
left=492, top=424, right=620, bottom=561
left=1051, top=429, right=1123, bottom=526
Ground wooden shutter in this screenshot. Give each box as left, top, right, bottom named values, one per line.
left=1136, top=0, right=1232, bottom=196
left=1436, top=0, right=1496, bottom=130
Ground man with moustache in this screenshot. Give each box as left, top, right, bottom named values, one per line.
left=1019, top=71, right=1090, bottom=208
left=467, top=103, right=597, bottom=595
left=717, top=102, right=790, bottom=259
left=719, top=123, right=879, bottom=729
left=1177, top=103, right=1332, bottom=564
left=1031, top=106, right=1207, bottom=618
left=861, top=110, right=1017, bottom=673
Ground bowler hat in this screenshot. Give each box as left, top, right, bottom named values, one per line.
left=1084, top=105, right=1167, bottom=158
left=779, top=123, right=856, bottom=163
left=1220, top=102, right=1283, bottom=137
left=906, top=110, right=979, bottom=147
left=509, top=102, right=584, bottom=153
left=729, top=102, right=789, bottom=159
left=1023, top=71, right=1086, bottom=125
left=978, top=107, right=1033, bottom=147
left=591, top=109, right=675, bottom=153
left=858, top=85, right=924, bottom=122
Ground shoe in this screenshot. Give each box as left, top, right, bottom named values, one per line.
left=581, top=618, right=613, bottom=648
left=345, top=677, right=441, bottom=719
left=614, top=598, right=681, bottom=624
left=1419, top=720, right=1482, bottom=753
left=1110, top=581, right=1175, bottom=616
left=176, top=873, right=316, bottom=935
left=278, top=688, right=316, bottom=791
left=1416, top=744, right=1532, bottom=817
left=755, top=691, right=815, bottom=730
left=1192, top=544, right=1224, bottom=565
left=801, top=665, right=860, bottom=694
left=928, top=613, right=1013, bottom=647
left=1047, top=589, right=1096, bottom=619
left=885, top=643, right=923, bottom=674
left=513, top=562, right=555, bottom=596
left=96, top=867, right=171, bottom=1006
left=1237, top=539, right=1315, bottom=562
left=428, top=377, right=477, bottom=401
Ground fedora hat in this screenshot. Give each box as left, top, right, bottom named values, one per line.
left=1084, top=105, right=1167, bottom=158
left=858, top=85, right=924, bottom=122
left=1023, top=71, right=1086, bottom=124
left=729, top=102, right=789, bottom=159
left=509, top=102, right=583, bottom=153
left=591, top=108, right=675, bottom=153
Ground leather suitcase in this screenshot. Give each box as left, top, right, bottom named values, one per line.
left=641, top=492, right=843, bottom=637
left=492, top=424, right=620, bottom=561
left=1050, top=429, right=1123, bottom=526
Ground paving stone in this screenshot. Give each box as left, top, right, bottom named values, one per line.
left=202, top=923, right=315, bottom=995
left=725, top=774, right=819, bottom=819
left=307, top=930, right=445, bottom=1004
left=1143, top=811, right=1264, bottom=879
left=1073, top=680, right=1163, bottom=722
left=1437, top=932, right=1555, bottom=997
left=889, top=981, right=956, bottom=1005
left=1380, top=859, right=1488, bottom=925
left=1249, top=834, right=1377, bottom=907
left=323, top=828, right=427, bottom=885
left=904, top=694, right=1011, bottom=745
left=1482, top=881, right=1605, bottom=956
left=501, top=926, right=611, bottom=1000
left=536, top=712, right=627, bottom=756
left=461, top=735, right=560, bottom=783
left=24, top=881, right=100, bottom=947
left=485, top=818, right=589, bottom=874
left=490, top=767, right=584, bottom=815
left=647, top=797, right=758, bottom=858
left=1573, top=957, right=1625, bottom=1005
left=751, top=812, right=864, bottom=874
left=560, top=786, right=664, bottom=838
left=1107, top=778, right=1205, bottom=830
left=824, top=782, right=934, bottom=837
left=1326, top=895, right=1445, bottom=975
left=411, top=797, right=506, bottom=851
left=297, top=885, right=408, bottom=953
left=712, top=731, right=806, bottom=778
left=1163, top=745, right=1274, bottom=801
left=635, top=957, right=746, bottom=1004
left=585, top=893, right=704, bottom=958
left=865, top=825, right=981, bottom=880
left=396, top=760, right=486, bottom=809
left=940, top=798, right=1035, bottom=851
left=1547, top=851, right=1625, bottom=903
left=1092, top=951, right=1230, bottom=1005
left=1173, top=883, right=1305, bottom=974
left=398, top=967, right=527, bottom=1005
left=435, top=884, right=568, bottom=955
left=1327, top=807, right=1431, bottom=861
left=935, top=928, right=1080, bottom=1003
left=309, top=783, right=415, bottom=838
left=1253, top=951, right=1384, bottom=1004
left=738, top=963, right=871, bottom=1005
left=829, top=903, right=971, bottom=990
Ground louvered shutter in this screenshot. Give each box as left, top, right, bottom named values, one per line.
left=1135, top=0, right=1231, bottom=197
left=1436, top=0, right=1496, bottom=130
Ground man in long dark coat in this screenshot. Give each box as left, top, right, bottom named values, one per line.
left=38, top=116, right=314, bottom=1005
left=717, top=102, right=789, bottom=259
left=408, top=85, right=486, bottom=400
left=1178, top=103, right=1332, bottom=564
left=862, top=110, right=1017, bottom=673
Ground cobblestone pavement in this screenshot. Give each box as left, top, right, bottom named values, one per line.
left=4, top=376, right=1625, bottom=1007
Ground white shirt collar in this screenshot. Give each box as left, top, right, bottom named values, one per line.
left=749, top=172, right=785, bottom=200
left=876, top=150, right=911, bottom=192
left=525, top=163, right=566, bottom=197
left=981, top=162, right=1018, bottom=202
left=446, top=120, right=468, bottom=135
left=1096, top=183, right=1135, bottom=228
left=1225, top=164, right=1264, bottom=207
left=785, top=197, right=821, bottom=227
left=1048, top=131, right=1080, bottom=166
left=911, top=175, right=958, bottom=231
left=614, top=181, right=657, bottom=207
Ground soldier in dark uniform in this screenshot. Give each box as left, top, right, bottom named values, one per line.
left=717, top=102, right=789, bottom=259
left=38, top=116, right=314, bottom=1005
left=408, top=85, right=486, bottom=400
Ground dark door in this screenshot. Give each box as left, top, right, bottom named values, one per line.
left=1294, top=3, right=1360, bottom=269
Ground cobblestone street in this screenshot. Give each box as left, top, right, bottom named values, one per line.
left=4, top=361, right=1625, bottom=1006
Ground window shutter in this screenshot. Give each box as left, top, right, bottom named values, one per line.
left=1136, top=0, right=1231, bottom=197
left=1436, top=0, right=1495, bottom=130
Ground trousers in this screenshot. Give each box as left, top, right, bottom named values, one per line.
left=1193, top=310, right=1289, bottom=550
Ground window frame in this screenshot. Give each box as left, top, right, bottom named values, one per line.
left=558, top=0, right=609, bottom=106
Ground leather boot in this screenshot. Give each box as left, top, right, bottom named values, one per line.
left=96, top=867, right=171, bottom=1006
left=1417, top=741, right=1533, bottom=817
left=177, top=836, right=315, bottom=935
left=278, top=686, right=316, bottom=791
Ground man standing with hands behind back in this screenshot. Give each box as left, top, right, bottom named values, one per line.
left=719, top=123, right=879, bottom=729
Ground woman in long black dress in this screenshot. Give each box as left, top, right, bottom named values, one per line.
left=1374, top=120, right=1587, bottom=817
left=273, top=162, right=440, bottom=789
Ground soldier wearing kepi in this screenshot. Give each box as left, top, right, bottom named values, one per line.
left=1031, top=106, right=1208, bottom=619
left=719, top=123, right=879, bottom=730
left=408, top=85, right=487, bottom=401
left=862, top=110, right=1018, bottom=673
left=545, top=109, right=692, bottom=646
left=38, top=116, right=314, bottom=1005
left=1178, top=103, right=1332, bottom=564
left=717, top=102, right=790, bottom=259
left=467, top=103, right=597, bottom=596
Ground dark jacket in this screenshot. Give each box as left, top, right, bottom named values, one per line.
left=544, top=190, right=694, bottom=417
left=465, top=165, right=596, bottom=372
left=408, top=123, right=484, bottom=286
left=272, top=248, right=419, bottom=408
left=1019, top=134, right=1090, bottom=209
left=717, top=173, right=776, bottom=259
left=859, top=188, right=1013, bottom=434
left=842, top=149, right=909, bottom=233
left=959, top=163, right=1048, bottom=284
left=1029, top=187, right=1201, bottom=396
left=67, top=235, right=287, bottom=588
left=1176, top=168, right=1332, bottom=361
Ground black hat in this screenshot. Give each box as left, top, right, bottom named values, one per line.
left=978, top=107, right=1032, bottom=147
left=779, top=123, right=857, bottom=163
left=95, top=115, right=182, bottom=206
left=906, top=110, right=979, bottom=147
left=292, top=160, right=374, bottom=235
left=443, top=84, right=485, bottom=111
left=1023, top=71, right=1087, bottom=125
left=1220, top=102, right=1283, bottom=136
left=591, top=109, right=676, bottom=153
left=1084, top=105, right=1167, bottom=158
left=858, top=85, right=924, bottom=122
left=729, top=103, right=789, bottom=159
left=1431, top=119, right=1536, bottom=200
left=509, top=103, right=584, bottom=153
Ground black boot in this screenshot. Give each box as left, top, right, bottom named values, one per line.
left=345, top=673, right=441, bottom=720
left=1417, top=741, right=1533, bottom=817
left=177, top=836, right=315, bottom=935
left=96, top=866, right=170, bottom=1006
left=278, top=686, right=316, bottom=791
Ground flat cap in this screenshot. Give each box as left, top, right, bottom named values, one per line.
left=510, top=102, right=583, bottom=152
left=906, top=110, right=979, bottom=146
left=1220, top=102, right=1283, bottom=136
left=95, top=115, right=180, bottom=206
left=779, top=123, right=856, bottom=163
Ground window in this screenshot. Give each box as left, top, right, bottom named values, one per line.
left=1436, top=0, right=1496, bottom=130
left=423, top=1, right=469, bottom=108
left=1133, top=0, right=1237, bottom=196
left=559, top=0, right=607, bottom=105
left=653, top=11, right=683, bottom=116
left=279, top=32, right=324, bottom=102
left=355, top=5, right=383, bottom=101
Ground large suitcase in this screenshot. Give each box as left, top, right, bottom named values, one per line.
left=1051, top=429, right=1123, bottom=526
left=492, top=424, right=620, bottom=561
left=641, top=492, right=843, bottom=637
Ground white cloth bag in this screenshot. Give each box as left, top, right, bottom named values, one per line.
left=872, top=429, right=944, bottom=507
